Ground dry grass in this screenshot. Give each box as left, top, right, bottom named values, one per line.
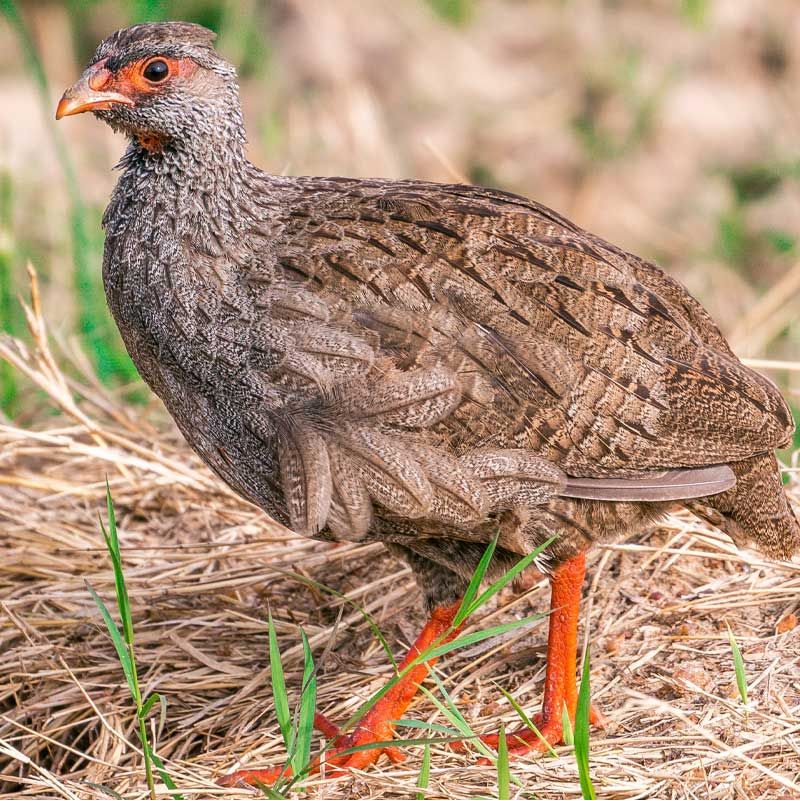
left=0, top=272, right=798, bottom=800
left=2, top=3, right=800, bottom=797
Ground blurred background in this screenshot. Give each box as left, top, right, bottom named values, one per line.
left=0, top=0, right=798, bottom=433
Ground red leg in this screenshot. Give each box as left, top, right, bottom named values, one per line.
left=475, top=552, right=604, bottom=757
left=218, top=601, right=462, bottom=787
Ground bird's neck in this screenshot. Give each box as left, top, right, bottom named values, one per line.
left=101, top=113, right=269, bottom=393
left=106, top=111, right=260, bottom=252
left=124, top=118, right=249, bottom=193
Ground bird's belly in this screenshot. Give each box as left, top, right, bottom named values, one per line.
left=334, top=496, right=674, bottom=582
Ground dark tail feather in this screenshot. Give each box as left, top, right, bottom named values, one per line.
left=687, top=453, right=800, bottom=560
left=562, top=465, right=735, bottom=502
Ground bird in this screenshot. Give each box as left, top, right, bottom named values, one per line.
left=56, top=21, right=799, bottom=785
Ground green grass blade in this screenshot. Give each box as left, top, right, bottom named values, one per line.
left=416, top=742, right=431, bottom=800
left=148, top=748, right=183, bottom=799
left=561, top=703, right=574, bottom=747
left=336, top=667, right=413, bottom=737
left=105, top=482, right=135, bottom=647
left=419, top=686, right=473, bottom=741
left=85, top=581, right=136, bottom=699
left=425, top=614, right=544, bottom=660
left=497, top=723, right=510, bottom=800
left=91, top=487, right=181, bottom=798
left=337, top=735, right=466, bottom=754
left=574, top=651, right=596, bottom=800
left=334, top=569, right=540, bottom=737
left=280, top=534, right=553, bottom=753
left=454, top=535, right=497, bottom=626
left=421, top=677, right=523, bottom=788
left=392, top=719, right=462, bottom=736
left=726, top=621, right=749, bottom=706
left=267, top=611, right=292, bottom=751
left=139, top=693, right=161, bottom=721
left=266, top=539, right=548, bottom=787
left=424, top=673, right=499, bottom=765
left=252, top=779, right=287, bottom=800
left=495, top=683, right=557, bottom=757
left=293, top=630, right=317, bottom=778
left=469, top=536, right=555, bottom=615
left=423, top=674, right=471, bottom=735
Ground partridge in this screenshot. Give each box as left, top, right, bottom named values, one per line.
left=57, top=22, right=799, bottom=785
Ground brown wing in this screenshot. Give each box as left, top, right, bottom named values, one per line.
left=269, top=177, right=792, bottom=459
left=242, top=176, right=792, bottom=534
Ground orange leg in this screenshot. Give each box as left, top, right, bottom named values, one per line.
left=218, top=601, right=462, bottom=787
left=475, top=552, right=604, bottom=757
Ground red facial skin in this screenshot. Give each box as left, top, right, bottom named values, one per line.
left=56, top=56, right=198, bottom=152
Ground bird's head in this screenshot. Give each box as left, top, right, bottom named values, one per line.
left=56, top=22, right=243, bottom=155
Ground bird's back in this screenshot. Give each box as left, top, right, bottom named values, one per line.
left=231, top=173, right=796, bottom=558
left=268, top=176, right=793, bottom=466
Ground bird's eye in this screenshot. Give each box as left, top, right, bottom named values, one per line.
left=142, top=59, right=169, bottom=83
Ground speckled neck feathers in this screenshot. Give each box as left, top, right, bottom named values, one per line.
left=104, top=87, right=249, bottom=238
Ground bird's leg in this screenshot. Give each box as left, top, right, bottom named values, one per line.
left=218, top=600, right=462, bottom=787
left=320, top=600, right=463, bottom=771
left=472, top=551, right=605, bottom=758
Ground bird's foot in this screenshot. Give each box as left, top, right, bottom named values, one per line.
left=468, top=702, right=607, bottom=762
left=216, top=711, right=408, bottom=788
left=218, top=603, right=462, bottom=788
left=315, top=709, right=406, bottom=769
left=216, top=765, right=288, bottom=789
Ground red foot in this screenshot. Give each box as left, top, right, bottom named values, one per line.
left=219, top=551, right=602, bottom=785
left=472, top=702, right=607, bottom=761
left=453, top=553, right=606, bottom=763
left=217, top=765, right=286, bottom=788
left=315, top=710, right=406, bottom=772
left=216, top=712, right=406, bottom=787
left=217, top=603, right=462, bottom=788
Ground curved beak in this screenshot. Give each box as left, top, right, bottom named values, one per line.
left=55, top=66, right=134, bottom=120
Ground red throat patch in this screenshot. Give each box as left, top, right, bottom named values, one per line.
left=136, top=133, right=167, bottom=154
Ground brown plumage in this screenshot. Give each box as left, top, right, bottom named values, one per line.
left=57, top=22, right=799, bottom=782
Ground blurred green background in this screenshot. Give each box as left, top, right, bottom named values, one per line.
left=0, top=0, right=798, bottom=431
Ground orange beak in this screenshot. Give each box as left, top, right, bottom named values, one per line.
left=55, top=65, right=135, bottom=119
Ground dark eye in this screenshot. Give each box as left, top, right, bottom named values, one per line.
left=143, top=59, right=169, bottom=83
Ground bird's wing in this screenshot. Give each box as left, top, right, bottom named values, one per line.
left=562, top=465, right=736, bottom=501
left=243, top=176, right=791, bottom=534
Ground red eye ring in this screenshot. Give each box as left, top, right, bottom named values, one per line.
left=142, top=58, right=170, bottom=83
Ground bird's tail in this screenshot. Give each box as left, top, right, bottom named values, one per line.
left=688, top=452, right=799, bottom=560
